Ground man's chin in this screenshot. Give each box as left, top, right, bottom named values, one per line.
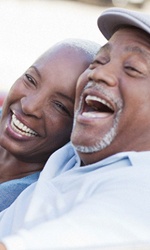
left=73, top=142, right=104, bottom=154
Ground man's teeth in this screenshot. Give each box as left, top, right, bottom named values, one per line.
left=85, top=95, right=112, bottom=110
left=82, top=111, right=111, bottom=118
left=11, top=114, right=38, bottom=136
left=82, top=95, right=113, bottom=118
left=82, top=112, right=98, bottom=118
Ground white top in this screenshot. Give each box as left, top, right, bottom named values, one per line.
left=0, top=143, right=150, bottom=249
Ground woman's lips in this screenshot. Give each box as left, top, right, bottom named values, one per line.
left=10, top=114, right=38, bottom=137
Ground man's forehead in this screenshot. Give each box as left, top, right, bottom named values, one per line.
left=96, top=34, right=150, bottom=62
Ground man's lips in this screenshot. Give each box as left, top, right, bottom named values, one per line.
left=81, top=94, right=114, bottom=118
left=11, top=114, right=38, bottom=137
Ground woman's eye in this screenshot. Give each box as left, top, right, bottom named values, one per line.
left=54, top=101, right=72, bottom=117
left=25, top=74, right=36, bottom=85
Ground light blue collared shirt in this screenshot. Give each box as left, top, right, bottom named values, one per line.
left=0, top=143, right=150, bottom=249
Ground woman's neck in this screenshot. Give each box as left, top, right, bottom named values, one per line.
left=0, top=146, right=44, bottom=183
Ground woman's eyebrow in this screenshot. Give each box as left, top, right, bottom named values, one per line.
left=29, top=66, right=42, bottom=79
left=56, top=92, right=74, bottom=104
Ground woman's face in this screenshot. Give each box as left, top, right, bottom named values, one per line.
left=0, top=43, right=91, bottom=163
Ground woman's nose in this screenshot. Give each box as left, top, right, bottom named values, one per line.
left=21, top=94, right=44, bottom=118
left=88, top=64, right=118, bottom=87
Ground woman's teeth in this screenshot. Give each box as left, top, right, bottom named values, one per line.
left=11, top=114, right=38, bottom=137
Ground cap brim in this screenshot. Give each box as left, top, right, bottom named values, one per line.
left=97, top=8, right=150, bottom=40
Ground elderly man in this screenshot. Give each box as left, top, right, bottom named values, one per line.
left=0, top=7, right=150, bottom=250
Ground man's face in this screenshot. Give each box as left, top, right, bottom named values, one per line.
left=71, top=28, right=150, bottom=165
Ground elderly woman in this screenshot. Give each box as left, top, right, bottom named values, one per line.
left=0, top=38, right=99, bottom=211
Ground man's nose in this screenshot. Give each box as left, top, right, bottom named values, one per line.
left=88, top=64, right=118, bottom=87
left=21, top=93, right=44, bottom=118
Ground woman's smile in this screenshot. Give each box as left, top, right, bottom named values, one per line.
left=11, top=114, right=38, bottom=137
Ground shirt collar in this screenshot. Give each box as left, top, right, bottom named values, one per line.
left=73, top=148, right=150, bottom=169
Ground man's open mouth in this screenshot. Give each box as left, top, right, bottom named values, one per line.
left=82, top=95, right=114, bottom=118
